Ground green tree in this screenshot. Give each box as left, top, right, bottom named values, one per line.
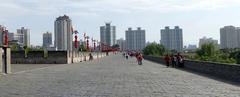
left=11, top=44, right=19, bottom=51
left=143, top=43, right=166, bottom=56
left=44, top=49, right=48, bottom=58
left=79, top=44, right=87, bottom=52
left=234, top=51, right=240, bottom=64
left=23, top=46, right=30, bottom=58
left=112, top=44, right=120, bottom=49
left=196, top=43, right=217, bottom=60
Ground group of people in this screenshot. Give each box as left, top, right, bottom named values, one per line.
left=164, top=53, right=184, bottom=68
left=123, top=52, right=144, bottom=65
left=123, top=53, right=128, bottom=59
left=122, top=51, right=184, bottom=67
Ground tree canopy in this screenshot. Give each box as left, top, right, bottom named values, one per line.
left=143, top=43, right=166, bottom=56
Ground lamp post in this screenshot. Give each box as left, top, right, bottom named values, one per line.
left=74, top=30, right=79, bottom=62
left=74, top=30, right=78, bottom=49
left=4, top=30, right=8, bottom=47
left=83, top=32, right=86, bottom=50
left=93, top=40, right=96, bottom=51
left=86, top=36, right=90, bottom=51
left=96, top=40, right=99, bottom=51
left=91, top=37, right=93, bottom=51
left=1, top=28, right=10, bottom=74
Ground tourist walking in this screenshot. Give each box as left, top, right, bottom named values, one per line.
left=123, top=53, right=126, bottom=58
left=125, top=54, right=129, bottom=60
left=171, top=55, right=177, bottom=67
left=136, top=53, right=143, bottom=65
left=176, top=53, right=184, bottom=68
left=89, top=53, right=93, bottom=61
left=164, top=54, right=171, bottom=67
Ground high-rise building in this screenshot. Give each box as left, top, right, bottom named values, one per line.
left=187, top=45, right=197, bottom=50
left=100, top=23, right=116, bottom=46
left=237, top=28, right=240, bottom=48
left=161, top=26, right=183, bottom=52
left=17, top=27, right=30, bottom=47
left=220, top=26, right=240, bottom=49
left=199, top=37, right=218, bottom=48
left=43, top=32, right=52, bottom=48
left=116, top=38, right=126, bottom=51
left=125, top=27, right=146, bottom=51
left=0, top=25, right=6, bottom=46
left=8, top=32, right=15, bottom=42
left=54, top=15, right=72, bottom=51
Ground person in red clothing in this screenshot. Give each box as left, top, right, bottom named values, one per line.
left=136, top=53, right=143, bottom=65
left=164, top=54, right=171, bottom=67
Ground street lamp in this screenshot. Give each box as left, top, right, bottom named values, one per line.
left=93, top=40, right=96, bottom=51
left=86, top=36, right=90, bottom=51
left=3, top=30, right=8, bottom=47
left=74, top=30, right=78, bottom=49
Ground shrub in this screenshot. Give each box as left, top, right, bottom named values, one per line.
left=235, top=51, right=240, bottom=64
left=143, top=43, right=166, bottom=56
left=196, top=43, right=217, bottom=57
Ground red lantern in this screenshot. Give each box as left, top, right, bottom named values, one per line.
left=74, top=31, right=78, bottom=48
left=86, top=39, right=89, bottom=50
left=94, top=42, right=96, bottom=50
left=74, top=36, right=78, bottom=48
left=4, top=30, right=8, bottom=46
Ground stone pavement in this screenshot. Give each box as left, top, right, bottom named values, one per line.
left=0, top=55, right=239, bottom=97
left=12, top=64, right=62, bottom=73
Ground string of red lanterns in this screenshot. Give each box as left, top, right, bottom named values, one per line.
left=71, top=27, right=118, bottom=52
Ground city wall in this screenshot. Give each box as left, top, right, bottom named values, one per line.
left=11, top=51, right=107, bottom=64
left=144, top=56, right=240, bottom=82
left=0, top=48, right=11, bottom=74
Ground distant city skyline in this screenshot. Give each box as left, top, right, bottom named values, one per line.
left=1, top=0, right=240, bottom=46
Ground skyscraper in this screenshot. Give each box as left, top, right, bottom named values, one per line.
left=43, top=32, right=52, bottom=48
left=161, top=26, right=183, bottom=52
left=17, top=27, right=30, bottom=47
left=0, top=25, right=6, bottom=46
left=187, top=45, right=197, bottom=50
left=125, top=27, right=146, bottom=51
left=100, top=23, right=116, bottom=46
left=54, top=15, right=72, bottom=51
left=116, top=38, right=126, bottom=51
left=237, top=28, right=240, bottom=48
left=220, top=26, right=240, bottom=49
left=8, top=32, right=15, bottom=42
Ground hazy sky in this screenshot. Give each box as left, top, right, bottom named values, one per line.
left=1, top=0, right=240, bottom=46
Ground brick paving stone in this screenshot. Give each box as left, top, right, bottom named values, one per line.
left=0, top=55, right=239, bottom=97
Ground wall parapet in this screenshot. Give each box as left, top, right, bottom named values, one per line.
left=11, top=51, right=107, bottom=64
left=144, top=55, right=240, bottom=82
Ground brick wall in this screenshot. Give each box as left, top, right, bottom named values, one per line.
left=11, top=51, right=107, bottom=64
left=11, top=51, right=68, bottom=64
